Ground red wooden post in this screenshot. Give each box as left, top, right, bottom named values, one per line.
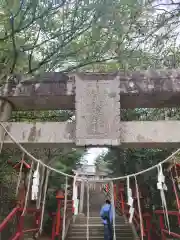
left=144, top=214, right=151, bottom=240
left=55, top=190, right=64, bottom=236
left=120, top=192, right=125, bottom=215
left=119, top=183, right=125, bottom=215
left=51, top=214, right=56, bottom=240
left=35, top=211, right=41, bottom=229
left=17, top=213, right=24, bottom=240
left=171, top=172, right=180, bottom=226
left=106, top=184, right=108, bottom=193
left=56, top=197, right=61, bottom=236
left=159, top=215, right=166, bottom=240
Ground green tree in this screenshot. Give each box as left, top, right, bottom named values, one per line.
left=0, top=0, right=146, bottom=80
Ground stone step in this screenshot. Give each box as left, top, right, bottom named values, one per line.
left=69, top=226, right=132, bottom=230
left=76, top=216, right=124, bottom=219
left=67, top=237, right=134, bottom=240
left=68, top=232, right=133, bottom=237
left=75, top=217, right=125, bottom=224
left=67, top=236, right=134, bottom=239
left=67, top=211, right=135, bottom=240
left=69, top=228, right=132, bottom=233
left=67, top=221, right=135, bottom=240
left=74, top=220, right=126, bottom=225
left=70, top=224, right=131, bottom=229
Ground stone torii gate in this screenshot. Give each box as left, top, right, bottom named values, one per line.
left=1, top=68, right=180, bottom=148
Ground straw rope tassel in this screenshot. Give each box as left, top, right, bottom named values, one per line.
left=32, top=161, right=40, bottom=204
left=22, top=160, right=34, bottom=216
left=16, top=152, right=25, bottom=196
left=110, top=181, right=116, bottom=240
left=134, top=176, right=144, bottom=240
left=37, top=164, right=45, bottom=209
left=72, top=173, right=77, bottom=214
left=62, top=176, right=68, bottom=240
left=86, top=181, right=89, bottom=240
left=157, top=164, right=170, bottom=234
left=39, top=169, right=50, bottom=234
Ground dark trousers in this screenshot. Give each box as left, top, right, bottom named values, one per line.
left=104, top=224, right=113, bottom=240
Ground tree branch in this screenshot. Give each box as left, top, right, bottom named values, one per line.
left=64, top=56, right=118, bottom=72
left=28, top=27, right=41, bottom=73
left=27, top=13, right=100, bottom=73
left=0, top=0, right=67, bottom=41
left=9, top=16, right=18, bottom=74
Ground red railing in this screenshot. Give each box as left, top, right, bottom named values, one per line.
left=0, top=197, right=73, bottom=240
left=122, top=202, right=166, bottom=240
left=51, top=200, right=73, bottom=240
left=104, top=183, right=180, bottom=240
left=104, top=186, right=147, bottom=238
left=121, top=201, right=144, bottom=234
left=123, top=204, right=180, bottom=240
left=121, top=201, right=180, bottom=240
left=0, top=207, right=41, bottom=240
left=155, top=210, right=180, bottom=239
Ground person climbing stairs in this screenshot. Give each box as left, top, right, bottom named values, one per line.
left=66, top=215, right=138, bottom=240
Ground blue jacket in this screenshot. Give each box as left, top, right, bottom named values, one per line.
left=100, top=204, right=113, bottom=225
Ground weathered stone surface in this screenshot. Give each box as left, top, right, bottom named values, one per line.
left=75, top=75, right=120, bottom=145
left=3, top=121, right=180, bottom=148
left=1, top=69, right=180, bottom=110
left=3, top=121, right=75, bottom=148
left=0, top=73, right=74, bottom=110
left=75, top=70, right=180, bottom=108
left=0, top=72, right=69, bottom=96
left=0, top=100, right=12, bottom=149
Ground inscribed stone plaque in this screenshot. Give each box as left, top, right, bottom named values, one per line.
left=75, top=74, right=121, bottom=146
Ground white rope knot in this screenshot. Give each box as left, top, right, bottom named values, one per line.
left=127, top=176, right=134, bottom=223
left=37, top=165, right=45, bottom=209
left=134, top=175, right=144, bottom=240
left=39, top=168, right=50, bottom=234
left=157, top=164, right=170, bottom=234
left=32, top=161, right=40, bottom=201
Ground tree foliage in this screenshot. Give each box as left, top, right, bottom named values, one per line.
left=0, top=0, right=148, bottom=82
left=1, top=0, right=180, bottom=76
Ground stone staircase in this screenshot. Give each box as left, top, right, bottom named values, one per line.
left=83, top=184, right=106, bottom=217
left=66, top=215, right=137, bottom=240
left=66, top=183, right=138, bottom=240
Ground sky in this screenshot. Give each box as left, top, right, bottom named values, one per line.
left=84, top=148, right=108, bottom=165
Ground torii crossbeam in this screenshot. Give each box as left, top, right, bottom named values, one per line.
left=0, top=68, right=180, bottom=148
